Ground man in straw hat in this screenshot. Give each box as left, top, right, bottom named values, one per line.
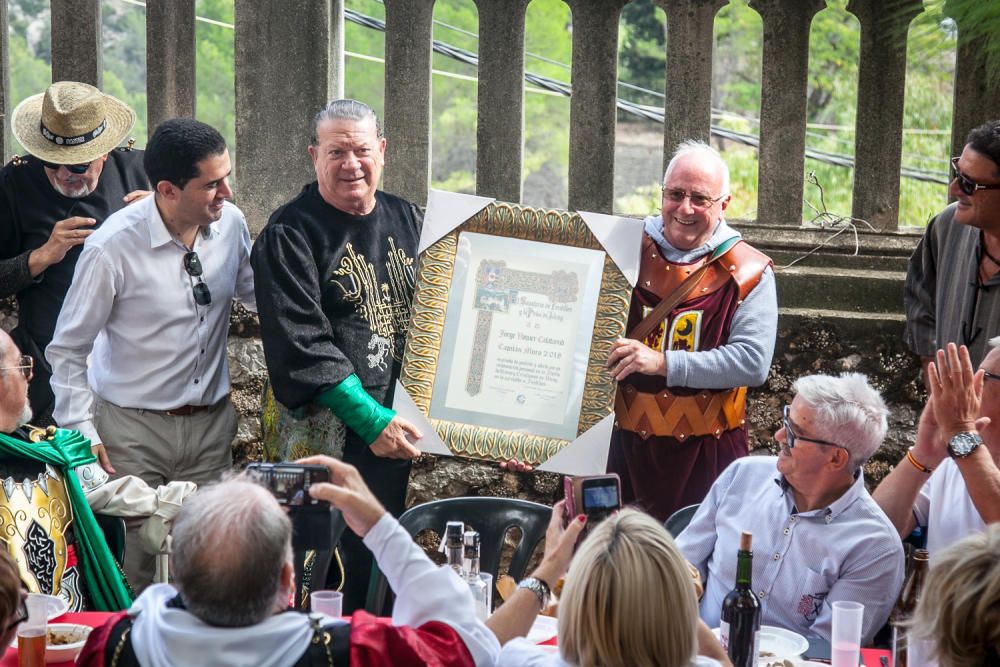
left=0, top=81, right=149, bottom=428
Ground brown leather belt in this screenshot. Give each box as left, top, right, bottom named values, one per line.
left=614, top=385, right=747, bottom=442
left=164, top=403, right=214, bottom=417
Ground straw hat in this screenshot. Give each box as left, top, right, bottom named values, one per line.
left=11, top=81, right=136, bottom=164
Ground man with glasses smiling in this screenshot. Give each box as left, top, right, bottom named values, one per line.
left=47, top=118, right=255, bottom=591
left=677, top=372, right=903, bottom=645
left=905, top=120, right=1000, bottom=370
left=603, top=140, right=777, bottom=522
left=0, top=82, right=150, bottom=426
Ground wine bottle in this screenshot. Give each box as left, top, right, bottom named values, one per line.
left=720, top=531, right=761, bottom=667
left=890, top=548, right=929, bottom=667
left=444, top=521, right=465, bottom=577
left=464, top=530, right=490, bottom=620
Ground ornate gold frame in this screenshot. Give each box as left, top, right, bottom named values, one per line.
left=401, top=201, right=631, bottom=465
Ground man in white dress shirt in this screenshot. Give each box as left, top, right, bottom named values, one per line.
left=47, top=118, right=255, bottom=587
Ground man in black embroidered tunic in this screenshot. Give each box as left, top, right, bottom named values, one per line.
left=251, top=99, right=422, bottom=613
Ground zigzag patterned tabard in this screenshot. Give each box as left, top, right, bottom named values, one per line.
left=615, top=385, right=747, bottom=441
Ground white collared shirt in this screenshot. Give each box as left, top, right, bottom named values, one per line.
left=47, top=194, right=256, bottom=443
left=677, top=456, right=904, bottom=645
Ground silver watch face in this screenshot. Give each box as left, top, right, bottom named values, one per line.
left=948, top=431, right=983, bottom=458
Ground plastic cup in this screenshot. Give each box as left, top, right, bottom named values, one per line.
left=479, top=572, right=493, bottom=617
left=831, top=601, right=864, bottom=667
left=310, top=590, right=343, bottom=618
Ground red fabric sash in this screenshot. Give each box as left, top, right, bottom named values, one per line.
left=349, top=609, right=475, bottom=667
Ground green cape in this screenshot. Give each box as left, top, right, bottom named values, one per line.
left=0, top=428, right=133, bottom=610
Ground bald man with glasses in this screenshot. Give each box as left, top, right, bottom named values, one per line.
left=603, top=139, right=777, bottom=522
left=905, top=119, right=1000, bottom=370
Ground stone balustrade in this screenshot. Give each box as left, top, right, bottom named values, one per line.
left=1, top=1, right=998, bottom=231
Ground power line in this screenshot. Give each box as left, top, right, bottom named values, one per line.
left=344, top=7, right=948, bottom=185
left=110, top=0, right=950, bottom=184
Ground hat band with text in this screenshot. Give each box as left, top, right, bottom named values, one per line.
left=39, top=118, right=107, bottom=147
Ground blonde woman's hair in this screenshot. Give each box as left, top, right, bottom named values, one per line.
left=558, top=509, right=700, bottom=667
left=909, top=525, right=1000, bottom=667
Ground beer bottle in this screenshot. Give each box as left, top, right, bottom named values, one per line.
left=720, top=531, right=761, bottom=667
left=890, top=548, right=929, bottom=667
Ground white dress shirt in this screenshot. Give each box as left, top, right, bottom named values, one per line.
left=677, top=456, right=904, bottom=645
left=47, top=194, right=256, bottom=443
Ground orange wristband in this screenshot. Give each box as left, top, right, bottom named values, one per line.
left=906, top=447, right=933, bottom=474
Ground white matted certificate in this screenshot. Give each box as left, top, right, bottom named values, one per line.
left=429, top=233, right=605, bottom=440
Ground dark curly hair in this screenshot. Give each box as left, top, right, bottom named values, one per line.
left=965, top=120, right=1000, bottom=177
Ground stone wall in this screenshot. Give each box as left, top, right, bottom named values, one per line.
left=2, top=288, right=924, bottom=510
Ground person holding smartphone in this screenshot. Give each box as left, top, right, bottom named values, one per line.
left=486, top=503, right=729, bottom=667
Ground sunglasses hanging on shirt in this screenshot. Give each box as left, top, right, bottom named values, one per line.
left=183, top=251, right=212, bottom=306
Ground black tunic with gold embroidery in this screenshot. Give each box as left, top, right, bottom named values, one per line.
left=252, top=184, right=421, bottom=613
left=252, top=184, right=421, bottom=415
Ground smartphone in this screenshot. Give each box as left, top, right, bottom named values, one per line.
left=564, top=473, right=622, bottom=529
left=245, top=462, right=331, bottom=510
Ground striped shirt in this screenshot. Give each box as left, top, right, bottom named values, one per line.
left=677, top=456, right=904, bottom=645
left=904, top=203, right=1000, bottom=366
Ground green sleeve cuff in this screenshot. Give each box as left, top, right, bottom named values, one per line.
left=315, top=374, right=395, bottom=445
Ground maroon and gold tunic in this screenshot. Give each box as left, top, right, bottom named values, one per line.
left=609, top=234, right=771, bottom=521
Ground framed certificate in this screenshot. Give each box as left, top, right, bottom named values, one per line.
left=398, top=195, right=637, bottom=467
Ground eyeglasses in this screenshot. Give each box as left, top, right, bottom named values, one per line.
left=661, top=187, right=727, bottom=210
left=0, top=355, right=33, bottom=380
left=950, top=157, right=1000, bottom=197
left=3, top=595, right=27, bottom=635
left=41, top=160, right=92, bottom=175
left=782, top=405, right=848, bottom=452
left=183, top=251, right=212, bottom=307
left=984, top=369, right=1000, bottom=383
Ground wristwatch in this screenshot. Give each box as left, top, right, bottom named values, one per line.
left=947, top=431, right=983, bottom=459
left=517, top=576, right=551, bottom=609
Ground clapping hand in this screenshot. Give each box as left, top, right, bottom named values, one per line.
left=927, top=343, right=990, bottom=439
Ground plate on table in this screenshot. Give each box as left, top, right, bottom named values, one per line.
left=27, top=594, right=68, bottom=621
left=712, top=625, right=809, bottom=662
left=527, top=615, right=558, bottom=644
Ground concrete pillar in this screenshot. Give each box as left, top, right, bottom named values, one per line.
left=146, top=0, right=196, bottom=133
left=565, top=0, right=629, bottom=214
left=331, top=0, right=345, bottom=99
left=655, top=0, right=727, bottom=174
left=847, top=0, right=923, bottom=230
left=50, top=0, right=102, bottom=88
left=946, top=3, right=1000, bottom=165
left=383, top=0, right=435, bottom=207
left=0, top=0, right=9, bottom=160
left=474, top=0, right=529, bottom=203
left=748, top=0, right=825, bottom=225
left=235, top=0, right=333, bottom=234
